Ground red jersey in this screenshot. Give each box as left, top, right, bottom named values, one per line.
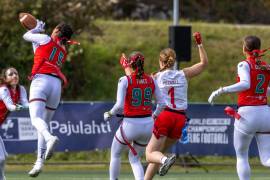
left=31, top=39, right=67, bottom=76
left=0, top=85, right=20, bottom=125
left=237, top=58, right=270, bottom=106
left=124, top=73, right=155, bottom=117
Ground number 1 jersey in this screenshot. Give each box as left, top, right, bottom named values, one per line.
left=155, top=69, right=188, bottom=110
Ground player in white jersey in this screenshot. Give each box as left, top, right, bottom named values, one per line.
left=208, top=35, right=270, bottom=180
left=104, top=52, right=165, bottom=180
left=144, top=32, right=208, bottom=179
left=23, top=20, right=74, bottom=177
left=0, top=67, right=29, bottom=180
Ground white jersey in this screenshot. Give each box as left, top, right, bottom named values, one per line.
left=155, top=69, right=188, bottom=110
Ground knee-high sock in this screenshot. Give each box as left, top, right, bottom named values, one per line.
left=0, top=157, right=5, bottom=180
left=29, top=101, right=53, bottom=142
left=129, top=144, right=145, bottom=180
left=37, top=131, right=46, bottom=162
left=110, top=137, right=126, bottom=180
left=234, top=129, right=253, bottom=180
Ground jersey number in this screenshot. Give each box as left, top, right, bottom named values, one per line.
left=168, top=87, right=176, bottom=108
left=255, top=74, right=265, bottom=94
left=132, top=88, right=152, bottom=107
left=49, top=47, right=64, bottom=67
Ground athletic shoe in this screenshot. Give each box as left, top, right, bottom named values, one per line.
left=28, top=161, right=44, bottom=177
left=158, top=154, right=176, bottom=176
left=45, top=136, right=59, bottom=160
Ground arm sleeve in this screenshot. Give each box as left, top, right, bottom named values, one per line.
left=223, top=61, right=250, bottom=93
left=19, top=86, right=29, bottom=108
left=267, top=82, right=270, bottom=96
left=23, top=30, right=51, bottom=52
left=110, top=76, right=128, bottom=115
left=0, top=87, right=16, bottom=111
left=23, top=30, right=51, bottom=45
left=153, top=80, right=166, bottom=117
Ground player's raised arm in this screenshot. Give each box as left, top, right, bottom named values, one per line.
left=119, top=53, right=133, bottom=75
left=183, top=32, right=208, bottom=79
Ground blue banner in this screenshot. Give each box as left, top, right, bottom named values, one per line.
left=0, top=102, right=258, bottom=156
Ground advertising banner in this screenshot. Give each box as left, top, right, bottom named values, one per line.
left=0, top=102, right=258, bottom=156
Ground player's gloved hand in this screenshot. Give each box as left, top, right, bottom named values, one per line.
left=15, top=104, right=25, bottom=111
left=152, top=114, right=157, bottom=121
left=193, top=32, right=202, bottom=45
left=104, top=111, right=112, bottom=121
left=208, top=87, right=225, bottom=104
left=119, top=53, right=130, bottom=69
left=32, top=19, right=45, bottom=33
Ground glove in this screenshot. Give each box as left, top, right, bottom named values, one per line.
left=32, top=20, right=45, bottom=33
left=208, top=87, right=225, bottom=104
left=119, top=53, right=130, bottom=69
left=15, top=104, right=27, bottom=111
left=152, top=114, right=157, bottom=121
left=104, top=111, right=112, bottom=121
left=193, top=32, right=202, bottom=45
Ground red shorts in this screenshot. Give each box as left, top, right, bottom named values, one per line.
left=153, top=108, right=187, bottom=139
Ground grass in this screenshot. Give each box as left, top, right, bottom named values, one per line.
left=6, top=164, right=270, bottom=180
left=5, top=155, right=270, bottom=179
left=77, top=20, right=270, bottom=103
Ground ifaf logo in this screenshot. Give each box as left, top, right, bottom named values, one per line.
left=0, top=118, right=19, bottom=140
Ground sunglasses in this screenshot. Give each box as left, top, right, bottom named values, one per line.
left=7, top=72, right=18, bottom=77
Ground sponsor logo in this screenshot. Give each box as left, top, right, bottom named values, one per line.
left=0, top=117, right=37, bottom=141
left=49, top=120, right=112, bottom=136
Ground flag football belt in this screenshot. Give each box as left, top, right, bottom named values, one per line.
left=164, top=107, right=186, bottom=115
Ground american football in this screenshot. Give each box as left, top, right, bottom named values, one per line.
left=19, top=12, right=37, bottom=30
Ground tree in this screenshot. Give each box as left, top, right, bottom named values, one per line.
left=0, top=0, right=110, bottom=99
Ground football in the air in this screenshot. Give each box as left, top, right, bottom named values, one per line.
left=19, top=12, right=37, bottom=30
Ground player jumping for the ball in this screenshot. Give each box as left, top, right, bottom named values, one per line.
left=22, top=19, right=74, bottom=177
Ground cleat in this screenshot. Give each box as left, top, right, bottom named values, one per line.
left=45, top=136, right=59, bottom=160
left=28, top=161, right=43, bottom=177
left=159, top=154, right=176, bottom=176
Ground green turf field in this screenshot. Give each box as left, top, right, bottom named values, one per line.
left=6, top=165, right=270, bottom=180
left=6, top=171, right=270, bottom=180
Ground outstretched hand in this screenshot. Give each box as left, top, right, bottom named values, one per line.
left=208, top=87, right=225, bottom=104
left=15, top=104, right=28, bottom=111
left=104, top=111, right=112, bottom=121
left=32, top=19, right=45, bottom=33
left=119, top=53, right=130, bottom=69
left=193, top=32, right=202, bottom=45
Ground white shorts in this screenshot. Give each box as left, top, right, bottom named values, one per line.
left=29, top=74, right=62, bottom=109
left=235, top=105, right=270, bottom=135
left=115, top=117, right=154, bottom=146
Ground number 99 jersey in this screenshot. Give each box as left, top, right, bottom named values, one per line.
left=124, top=74, right=155, bottom=117
left=155, top=70, right=188, bottom=110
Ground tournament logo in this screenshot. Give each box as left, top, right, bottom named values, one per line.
left=0, top=118, right=19, bottom=140
left=0, top=117, right=37, bottom=141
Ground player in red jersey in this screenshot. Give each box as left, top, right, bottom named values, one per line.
left=0, top=67, right=29, bottom=180
left=104, top=52, right=165, bottom=180
left=208, top=35, right=270, bottom=180
left=23, top=20, right=73, bottom=177
left=144, top=32, right=208, bottom=179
